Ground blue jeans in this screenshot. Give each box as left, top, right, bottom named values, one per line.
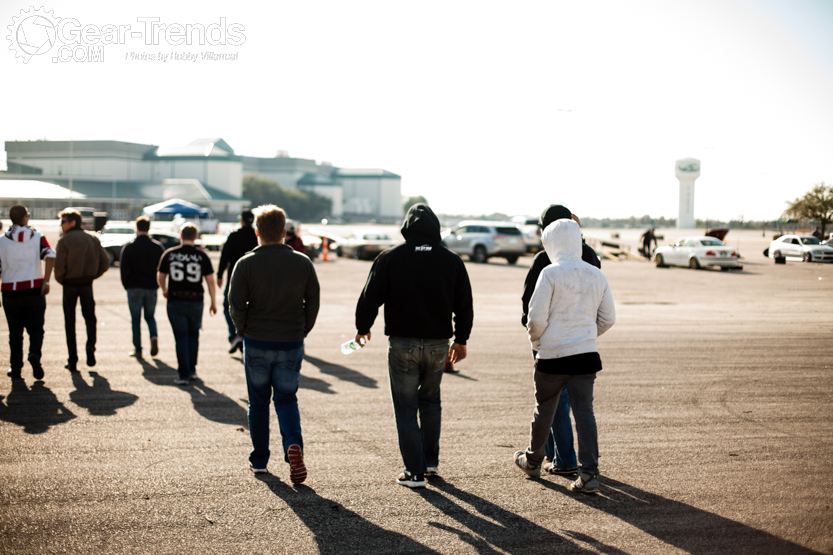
left=222, top=282, right=236, bottom=342
left=127, top=288, right=158, bottom=354
left=525, top=372, right=598, bottom=474
left=166, top=301, right=203, bottom=380
left=244, top=343, right=304, bottom=469
left=3, top=294, right=46, bottom=370
left=533, top=350, right=577, bottom=469
left=388, top=336, right=449, bottom=475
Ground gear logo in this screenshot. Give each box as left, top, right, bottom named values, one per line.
left=7, top=7, right=61, bottom=63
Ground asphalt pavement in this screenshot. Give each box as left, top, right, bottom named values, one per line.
left=1, top=234, right=831, bottom=554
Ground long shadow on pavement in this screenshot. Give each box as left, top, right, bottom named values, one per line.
left=0, top=379, right=76, bottom=434
left=70, top=371, right=138, bottom=416
left=139, top=358, right=249, bottom=428
left=539, top=475, right=821, bottom=554
left=418, top=477, right=594, bottom=555
left=256, top=475, right=440, bottom=555
left=230, top=355, right=336, bottom=395
left=304, top=354, right=378, bottom=389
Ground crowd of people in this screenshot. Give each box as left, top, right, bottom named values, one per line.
left=1, top=202, right=615, bottom=494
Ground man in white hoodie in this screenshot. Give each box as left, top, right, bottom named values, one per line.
left=0, top=205, right=56, bottom=380
left=514, top=218, right=615, bottom=494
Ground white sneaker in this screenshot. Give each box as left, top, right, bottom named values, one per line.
left=174, top=378, right=189, bottom=385
left=514, top=451, right=541, bottom=477
left=425, top=466, right=439, bottom=476
left=568, top=472, right=600, bottom=494
left=250, top=466, right=268, bottom=474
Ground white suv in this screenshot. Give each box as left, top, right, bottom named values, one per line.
left=442, top=220, right=526, bottom=264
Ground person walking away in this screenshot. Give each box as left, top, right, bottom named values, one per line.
left=54, top=209, right=110, bottom=372
left=229, top=205, right=319, bottom=483
left=640, top=228, right=657, bottom=258
left=521, top=205, right=600, bottom=476
left=157, top=224, right=217, bottom=385
left=354, top=203, right=473, bottom=488
left=1, top=205, right=56, bottom=380
left=119, top=216, right=165, bottom=358
left=514, top=218, right=615, bottom=494
left=217, top=210, right=257, bottom=354
left=284, top=221, right=306, bottom=254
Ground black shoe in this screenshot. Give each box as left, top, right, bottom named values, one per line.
left=31, top=362, right=44, bottom=380
left=65, top=363, right=79, bottom=373
left=396, top=472, right=426, bottom=488
left=87, top=352, right=96, bottom=367
left=229, top=336, right=243, bottom=354
left=7, top=368, right=22, bottom=379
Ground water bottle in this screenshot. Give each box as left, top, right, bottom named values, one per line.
left=340, top=339, right=363, bottom=355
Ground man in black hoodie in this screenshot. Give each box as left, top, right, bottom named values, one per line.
left=355, top=204, right=473, bottom=488
left=217, top=209, right=258, bottom=354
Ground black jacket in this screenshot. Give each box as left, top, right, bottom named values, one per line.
left=521, top=240, right=600, bottom=327
left=120, top=234, right=164, bottom=290
left=218, top=225, right=258, bottom=282
left=355, top=204, right=473, bottom=344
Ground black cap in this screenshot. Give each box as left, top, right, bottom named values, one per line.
left=241, top=210, right=254, bottom=223
left=539, top=204, right=572, bottom=229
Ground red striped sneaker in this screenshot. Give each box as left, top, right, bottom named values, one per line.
left=287, top=444, right=307, bottom=484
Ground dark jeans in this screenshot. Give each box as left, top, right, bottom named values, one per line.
left=387, top=336, right=449, bottom=475
left=127, top=288, right=158, bottom=354
left=3, top=294, right=46, bottom=370
left=166, top=301, right=203, bottom=380
left=533, top=349, right=577, bottom=469
left=222, top=282, right=236, bottom=342
left=63, top=284, right=96, bottom=365
left=244, top=343, right=304, bottom=469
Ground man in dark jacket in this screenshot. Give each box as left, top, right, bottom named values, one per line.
left=520, top=204, right=600, bottom=477
left=217, top=209, right=258, bottom=353
left=354, top=204, right=473, bottom=488
left=120, top=216, right=165, bottom=358
left=229, top=205, right=319, bottom=484
left=55, top=210, right=110, bottom=371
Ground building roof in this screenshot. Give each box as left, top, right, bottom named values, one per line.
left=0, top=180, right=87, bottom=200
left=333, top=168, right=400, bottom=179
left=297, top=173, right=337, bottom=186
left=153, top=138, right=236, bottom=158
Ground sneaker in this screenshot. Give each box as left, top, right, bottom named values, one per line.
left=514, top=451, right=541, bottom=478
left=86, top=352, right=96, bottom=367
left=568, top=472, right=600, bottom=494
left=188, top=373, right=198, bottom=381
left=287, top=444, right=307, bottom=484
left=425, top=466, right=439, bottom=476
left=129, top=351, right=143, bottom=358
left=174, top=378, right=189, bottom=385
left=396, top=471, right=426, bottom=488
left=229, top=336, right=243, bottom=354
left=250, top=466, right=268, bottom=474
left=7, top=368, right=22, bottom=379
left=150, top=337, right=159, bottom=357
left=31, top=362, right=44, bottom=380
left=545, top=464, right=578, bottom=476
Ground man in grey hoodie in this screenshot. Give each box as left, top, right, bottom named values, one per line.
left=514, top=218, right=615, bottom=494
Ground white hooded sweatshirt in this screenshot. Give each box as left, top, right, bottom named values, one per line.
left=527, top=219, right=615, bottom=359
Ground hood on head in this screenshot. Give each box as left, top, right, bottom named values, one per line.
left=401, top=203, right=441, bottom=244
left=542, top=219, right=582, bottom=262
left=539, top=204, right=572, bottom=230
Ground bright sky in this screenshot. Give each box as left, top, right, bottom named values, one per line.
left=2, top=0, right=832, bottom=221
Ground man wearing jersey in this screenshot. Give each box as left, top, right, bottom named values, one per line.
left=157, top=224, right=217, bottom=385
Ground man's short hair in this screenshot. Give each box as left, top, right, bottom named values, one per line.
left=59, top=210, right=82, bottom=228
left=180, top=223, right=199, bottom=241
left=9, top=205, right=28, bottom=225
left=255, top=205, right=286, bottom=243
left=136, top=215, right=151, bottom=233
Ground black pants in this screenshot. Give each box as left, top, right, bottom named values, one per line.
left=63, top=284, right=96, bottom=365
left=3, top=293, right=46, bottom=370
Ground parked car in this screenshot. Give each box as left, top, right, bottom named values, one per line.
left=654, top=236, right=742, bottom=270
left=441, top=220, right=525, bottom=264
left=62, top=206, right=97, bottom=231
left=99, top=227, right=188, bottom=265
left=336, top=231, right=398, bottom=260
left=515, top=217, right=543, bottom=253
left=768, top=235, right=833, bottom=264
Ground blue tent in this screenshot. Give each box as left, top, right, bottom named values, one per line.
left=142, top=198, right=212, bottom=218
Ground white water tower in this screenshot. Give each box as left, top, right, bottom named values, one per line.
left=675, top=158, right=700, bottom=229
